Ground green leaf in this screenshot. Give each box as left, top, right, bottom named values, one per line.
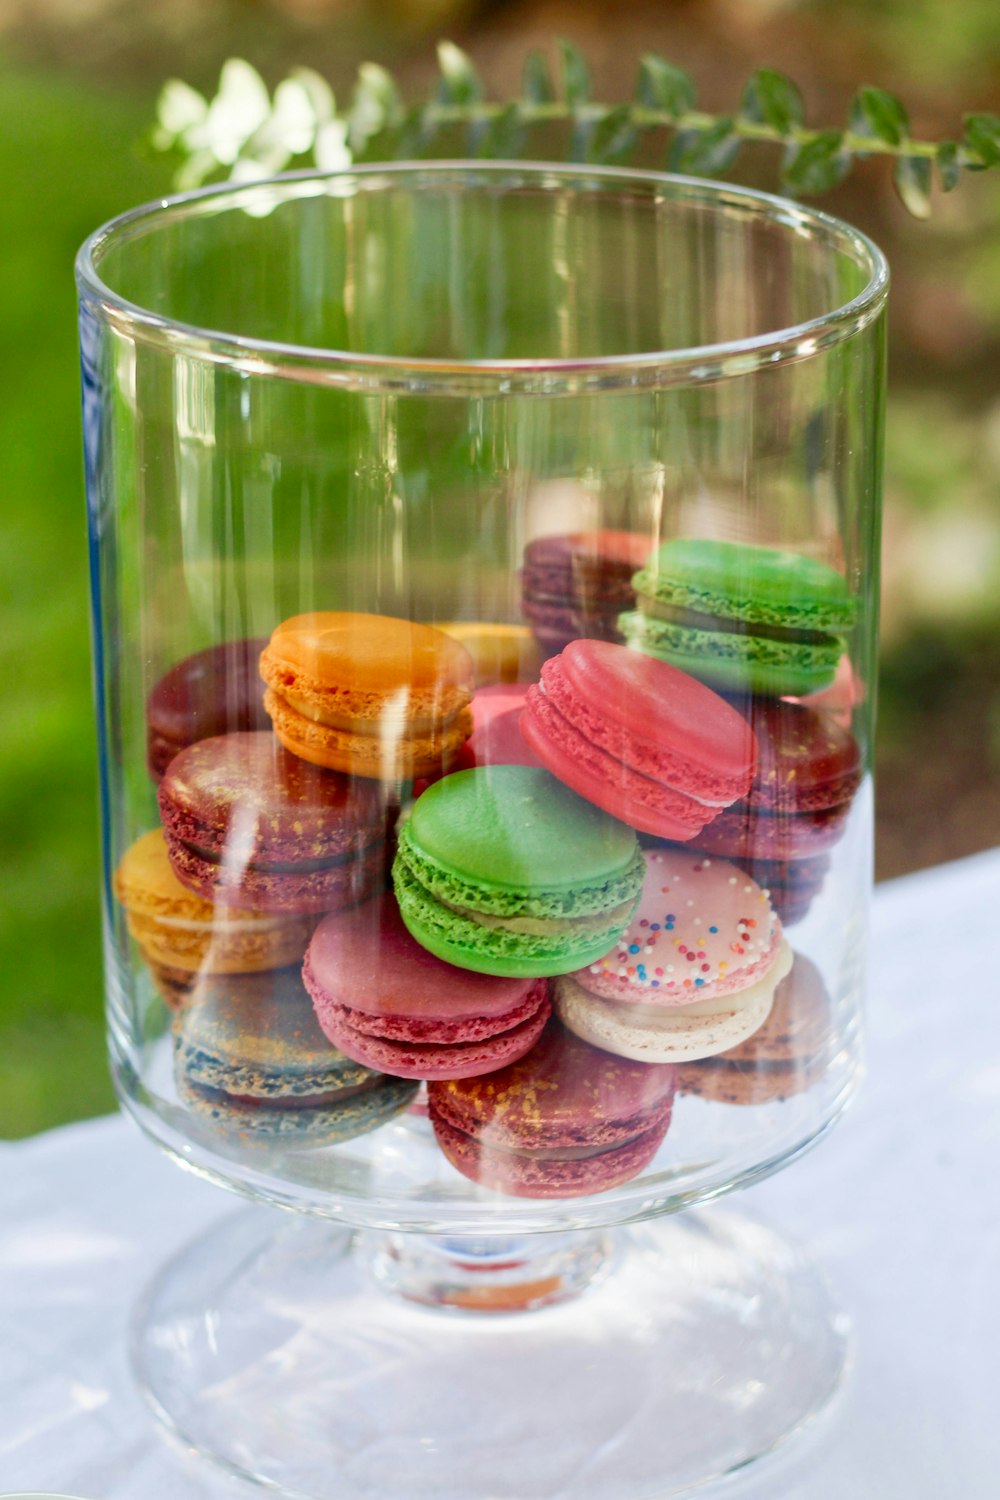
left=850, top=86, right=909, bottom=146
left=669, top=118, right=741, bottom=176
left=558, top=39, right=592, bottom=107
left=740, top=68, right=804, bottom=134
left=636, top=53, right=696, bottom=118
left=473, top=102, right=526, bottom=159
left=436, top=41, right=483, bottom=106
left=963, top=112, right=1000, bottom=168
left=391, top=102, right=437, bottom=159
left=893, top=154, right=932, bottom=218
left=783, top=130, right=851, bottom=194
left=936, top=141, right=961, bottom=192
left=522, top=49, right=555, bottom=105
left=587, top=105, right=638, bottom=164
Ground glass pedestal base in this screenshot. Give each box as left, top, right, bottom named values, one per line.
left=132, top=1205, right=848, bottom=1500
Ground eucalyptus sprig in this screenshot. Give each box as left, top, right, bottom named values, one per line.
left=153, top=41, right=1000, bottom=219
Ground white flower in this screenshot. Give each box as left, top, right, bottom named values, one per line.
left=315, top=118, right=351, bottom=171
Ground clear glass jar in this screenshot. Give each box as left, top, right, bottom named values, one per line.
left=78, top=163, right=887, bottom=1497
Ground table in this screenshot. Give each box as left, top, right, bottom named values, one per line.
left=2, top=848, right=998, bottom=1499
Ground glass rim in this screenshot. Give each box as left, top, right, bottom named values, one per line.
left=76, top=159, right=889, bottom=394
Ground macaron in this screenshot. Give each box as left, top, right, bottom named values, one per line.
left=676, top=954, right=831, bottom=1104
left=428, top=1017, right=677, bottom=1198
left=520, top=640, right=757, bottom=840
left=553, top=850, right=791, bottom=1063
left=259, top=612, right=475, bottom=780
left=174, top=966, right=418, bottom=1146
left=522, top=530, right=650, bottom=655
left=689, top=699, right=862, bottom=863
left=392, top=765, right=645, bottom=978
left=730, top=854, right=832, bottom=926
left=466, top=683, right=544, bottom=769
left=114, top=830, right=314, bottom=981
left=146, top=637, right=272, bottom=781
left=620, top=538, right=856, bottom=697
left=303, top=894, right=551, bottom=1079
left=158, top=731, right=389, bottom=913
left=434, top=622, right=544, bottom=687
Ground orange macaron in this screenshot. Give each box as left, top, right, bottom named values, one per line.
left=260, top=612, right=475, bottom=781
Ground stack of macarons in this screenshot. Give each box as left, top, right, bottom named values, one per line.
left=119, top=565, right=843, bottom=1189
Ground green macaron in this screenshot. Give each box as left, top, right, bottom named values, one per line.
left=621, top=538, right=856, bottom=696
left=393, top=766, right=644, bottom=978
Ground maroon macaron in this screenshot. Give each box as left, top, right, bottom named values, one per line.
left=147, top=638, right=272, bottom=780
left=692, top=701, right=862, bottom=863
left=158, top=731, right=389, bottom=914
left=428, top=1018, right=677, bottom=1199
left=303, top=894, right=551, bottom=1079
left=522, top=531, right=650, bottom=655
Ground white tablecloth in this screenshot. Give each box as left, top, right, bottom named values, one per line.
left=2, top=849, right=999, bottom=1499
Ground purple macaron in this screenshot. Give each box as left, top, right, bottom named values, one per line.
left=158, top=731, right=389, bottom=914
left=146, top=638, right=271, bottom=780
left=428, top=1018, right=677, bottom=1198
left=521, top=531, right=650, bottom=655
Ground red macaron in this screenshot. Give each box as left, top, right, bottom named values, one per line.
left=146, top=638, right=272, bottom=781
left=158, top=731, right=390, bottom=914
left=428, top=1017, right=677, bottom=1198
left=302, top=894, right=551, bottom=1079
left=690, top=700, right=862, bottom=863
left=520, top=640, right=757, bottom=840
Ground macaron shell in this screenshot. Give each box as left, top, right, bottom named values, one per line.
left=676, top=954, right=831, bottom=1103
left=689, top=802, right=851, bottom=861
left=521, top=687, right=714, bottom=841
left=739, top=700, right=862, bottom=813
left=260, top=612, right=475, bottom=715
left=632, top=539, right=857, bottom=632
left=466, top=683, right=544, bottom=769
left=573, top=850, right=782, bottom=1007
left=393, top=854, right=641, bottom=978
left=146, top=637, right=272, bottom=780
left=264, top=686, right=474, bottom=780
left=174, top=966, right=419, bottom=1144
left=428, top=1018, right=677, bottom=1150
left=303, top=894, right=549, bottom=1026
left=158, top=733, right=390, bottom=861
left=116, top=830, right=314, bottom=972
left=399, top=766, right=642, bottom=902
left=165, top=833, right=387, bottom=915
left=177, top=1069, right=418, bottom=1146
left=556, top=941, right=792, bottom=1063
left=429, top=1105, right=670, bottom=1198
left=310, top=990, right=551, bottom=1080
left=544, top=641, right=757, bottom=798
left=619, top=611, right=843, bottom=698
left=434, top=622, right=543, bottom=687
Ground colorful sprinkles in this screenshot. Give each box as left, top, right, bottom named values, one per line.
left=585, top=851, right=779, bottom=997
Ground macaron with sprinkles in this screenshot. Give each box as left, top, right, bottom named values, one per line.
left=554, top=850, right=790, bottom=1063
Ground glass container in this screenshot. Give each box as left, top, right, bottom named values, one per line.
left=77, top=162, right=887, bottom=1500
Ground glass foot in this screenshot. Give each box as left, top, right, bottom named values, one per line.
left=132, top=1206, right=848, bottom=1500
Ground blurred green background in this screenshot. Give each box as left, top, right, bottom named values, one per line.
left=1, top=0, right=998, bottom=1139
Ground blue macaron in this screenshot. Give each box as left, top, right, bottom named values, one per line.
left=173, top=965, right=417, bottom=1146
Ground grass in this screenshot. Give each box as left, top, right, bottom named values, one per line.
left=0, top=64, right=164, bottom=1137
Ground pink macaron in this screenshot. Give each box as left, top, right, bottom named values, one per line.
left=428, top=1017, right=677, bottom=1198
left=302, top=894, right=551, bottom=1079
left=520, top=640, right=756, bottom=840
left=466, top=683, right=544, bottom=768
left=570, top=847, right=783, bottom=1007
